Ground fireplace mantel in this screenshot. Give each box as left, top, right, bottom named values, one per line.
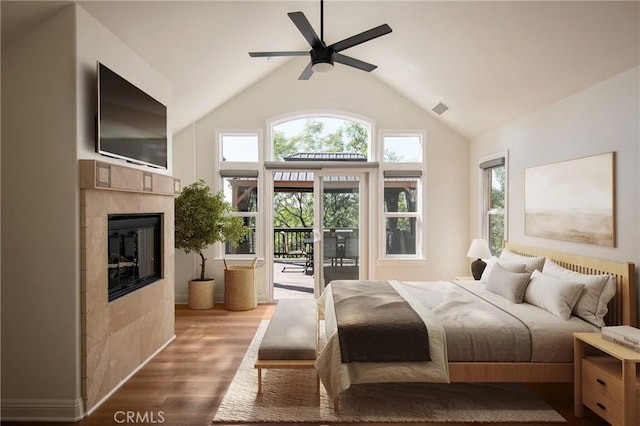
left=80, top=160, right=180, bottom=195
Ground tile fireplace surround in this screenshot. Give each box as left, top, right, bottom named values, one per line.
left=79, top=160, right=179, bottom=412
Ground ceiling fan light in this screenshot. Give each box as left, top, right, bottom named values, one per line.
left=312, top=61, right=334, bottom=73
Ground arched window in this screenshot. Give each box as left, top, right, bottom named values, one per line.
left=271, top=115, right=371, bottom=161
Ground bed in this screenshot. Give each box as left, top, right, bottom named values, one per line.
left=315, top=242, right=637, bottom=409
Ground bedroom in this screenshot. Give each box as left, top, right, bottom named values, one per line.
left=1, top=0, right=639, bottom=423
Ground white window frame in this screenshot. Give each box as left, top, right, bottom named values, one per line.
left=378, top=130, right=426, bottom=261
left=218, top=130, right=262, bottom=165
left=266, top=110, right=374, bottom=162
left=220, top=173, right=259, bottom=258
left=479, top=151, right=508, bottom=256
left=217, top=130, right=263, bottom=259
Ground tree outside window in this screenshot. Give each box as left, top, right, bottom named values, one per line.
left=273, top=118, right=369, bottom=162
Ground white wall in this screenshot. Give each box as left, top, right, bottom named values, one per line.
left=1, top=5, right=82, bottom=420
left=470, top=67, right=640, bottom=318
left=75, top=7, right=172, bottom=175
left=174, top=58, right=470, bottom=303
left=1, top=4, right=173, bottom=421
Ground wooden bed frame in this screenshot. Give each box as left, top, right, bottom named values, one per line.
left=448, top=242, right=637, bottom=383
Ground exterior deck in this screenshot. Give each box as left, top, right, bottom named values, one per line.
left=273, top=259, right=314, bottom=299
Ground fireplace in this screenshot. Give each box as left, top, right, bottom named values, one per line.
left=108, top=213, right=162, bottom=301
left=81, top=160, right=177, bottom=412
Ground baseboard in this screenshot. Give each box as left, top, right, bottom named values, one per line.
left=85, top=334, right=176, bottom=416
left=1, top=397, right=85, bottom=422
left=1, top=335, right=177, bottom=422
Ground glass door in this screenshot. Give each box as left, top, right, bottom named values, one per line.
left=271, top=170, right=315, bottom=301
left=313, top=172, right=365, bottom=295
left=268, top=168, right=367, bottom=300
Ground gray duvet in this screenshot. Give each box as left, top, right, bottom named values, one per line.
left=410, top=280, right=599, bottom=362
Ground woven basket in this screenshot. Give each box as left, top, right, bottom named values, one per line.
left=224, top=258, right=258, bottom=311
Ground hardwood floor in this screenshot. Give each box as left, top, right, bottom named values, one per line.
left=6, top=304, right=609, bottom=426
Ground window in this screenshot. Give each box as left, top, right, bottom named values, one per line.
left=271, top=116, right=370, bottom=161
left=218, top=131, right=261, bottom=256
left=383, top=174, right=420, bottom=256
left=220, top=134, right=259, bottom=162
left=222, top=173, right=258, bottom=255
left=381, top=132, right=425, bottom=258
left=383, top=135, right=421, bottom=162
left=480, top=156, right=506, bottom=256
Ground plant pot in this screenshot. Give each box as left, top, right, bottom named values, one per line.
left=188, top=279, right=215, bottom=309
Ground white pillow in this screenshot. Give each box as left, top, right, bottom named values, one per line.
left=500, top=248, right=546, bottom=273
left=486, top=262, right=531, bottom=303
left=524, top=270, right=585, bottom=320
left=542, top=258, right=616, bottom=326
left=480, top=256, right=527, bottom=283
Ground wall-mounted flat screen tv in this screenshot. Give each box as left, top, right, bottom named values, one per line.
left=97, top=62, right=168, bottom=169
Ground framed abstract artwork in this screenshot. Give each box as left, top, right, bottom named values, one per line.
left=524, top=152, right=615, bottom=247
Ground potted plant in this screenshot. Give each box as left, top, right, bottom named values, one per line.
left=175, top=180, right=249, bottom=309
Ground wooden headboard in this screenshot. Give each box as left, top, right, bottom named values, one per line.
left=504, top=242, right=637, bottom=327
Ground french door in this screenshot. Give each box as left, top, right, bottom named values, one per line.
left=268, top=168, right=368, bottom=301
left=312, top=171, right=367, bottom=296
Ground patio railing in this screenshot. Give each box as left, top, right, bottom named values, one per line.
left=229, top=227, right=357, bottom=258
left=274, top=228, right=312, bottom=257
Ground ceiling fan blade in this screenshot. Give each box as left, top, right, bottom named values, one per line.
left=329, top=24, right=392, bottom=53
left=298, top=62, right=314, bottom=80
left=334, top=54, right=377, bottom=72
left=249, top=51, right=309, bottom=58
left=288, top=12, right=323, bottom=48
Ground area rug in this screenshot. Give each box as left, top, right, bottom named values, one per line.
left=213, top=321, right=566, bottom=423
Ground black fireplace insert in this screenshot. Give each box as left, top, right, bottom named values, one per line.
left=108, top=213, right=162, bottom=302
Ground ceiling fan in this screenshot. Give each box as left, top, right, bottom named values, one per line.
left=249, top=0, right=392, bottom=80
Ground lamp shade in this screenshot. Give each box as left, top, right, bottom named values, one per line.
left=466, top=239, right=491, bottom=259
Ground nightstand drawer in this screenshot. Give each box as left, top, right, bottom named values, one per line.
left=582, top=357, right=624, bottom=402
left=582, top=357, right=624, bottom=425
left=582, top=385, right=623, bottom=425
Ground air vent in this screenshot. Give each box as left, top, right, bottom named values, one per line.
left=432, top=102, right=449, bottom=115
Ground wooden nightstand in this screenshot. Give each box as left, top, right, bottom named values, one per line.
left=574, top=332, right=640, bottom=426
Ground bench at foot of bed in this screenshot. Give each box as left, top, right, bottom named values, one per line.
left=254, top=298, right=319, bottom=394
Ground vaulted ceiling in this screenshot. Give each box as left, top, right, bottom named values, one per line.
left=2, top=1, right=639, bottom=138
